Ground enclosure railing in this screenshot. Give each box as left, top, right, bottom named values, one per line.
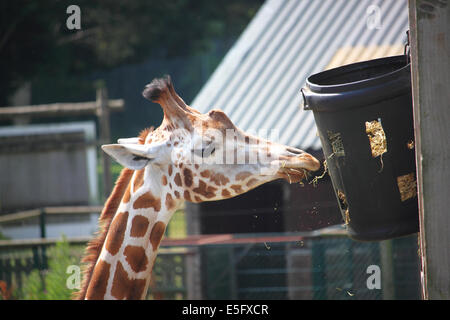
left=0, top=208, right=421, bottom=300
left=0, top=236, right=192, bottom=300
left=0, top=206, right=104, bottom=239
left=0, top=87, right=124, bottom=198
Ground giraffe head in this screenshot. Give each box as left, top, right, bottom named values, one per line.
left=102, top=76, right=320, bottom=204
left=78, top=76, right=321, bottom=300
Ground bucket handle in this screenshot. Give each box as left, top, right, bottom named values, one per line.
left=300, top=87, right=310, bottom=110
left=404, top=30, right=410, bottom=64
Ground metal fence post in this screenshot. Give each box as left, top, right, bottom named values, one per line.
left=38, top=208, right=47, bottom=291
left=39, top=208, right=46, bottom=239
left=96, top=85, right=113, bottom=199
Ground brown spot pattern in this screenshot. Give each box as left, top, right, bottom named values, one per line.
left=174, top=191, right=180, bottom=199
left=133, top=192, right=161, bottom=212
left=221, top=189, right=231, bottom=197
left=236, top=171, right=252, bottom=181
left=210, top=173, right=230, bottom=186
left=165, top=193, right=175, bottom=210
left=193, top=180, right=217, bottom=199
left=230, top=185, right=243, bottom=194
left=124, top=245, right=148, bottom=273
left=161, top=175, right=168, bottom=186
left=184, top=190, right=192, bottom=201
left=183, top=168, right=193, bottom=187
left=85, top=260, right=110, bottom=300
left=133, top=169, right=145, bottom=192
left=105, top=211, right=129, bottom=255
left=194, top=195, right=202, bottom=202
left=130, top=215, right=149, bottom=237
left=111, top=262, right=146, bottom=300
left=247, top=178, right=259, bottom=188
left=168, top=165, right=173, bottom=176
left=150, top=221, right=166, bottom=251
left=174, top=173, right=182, bottom=186
left=200, top=170, right=210, bottom=178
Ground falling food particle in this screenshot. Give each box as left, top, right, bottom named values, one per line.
left=336, top=287, right=342, bottom=291
left=309, top=160, right=328, bottom=187
left=365, top=120, right=387, bottom=158
left=407, top=140, right=415, bottom=150
left=397, top=173, right=417, bottom=201
left=298, top=240, right=304, bottom=247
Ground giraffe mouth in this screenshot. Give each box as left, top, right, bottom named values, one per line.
left=273, top=153, right=321, bottom=171
left=272, top=152, right=321, bottom=184
left=277, top=167, right=307, bottom=184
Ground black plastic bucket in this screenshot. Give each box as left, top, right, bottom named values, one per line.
left=302, top=55, right=419, bottom=241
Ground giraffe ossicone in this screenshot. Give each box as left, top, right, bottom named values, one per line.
left=77, top=75, right=320, bottom=300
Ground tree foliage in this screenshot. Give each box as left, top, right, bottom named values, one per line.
left=0, top=0, right=263, bottom=105
left=18, top=238, right=83, bottom=300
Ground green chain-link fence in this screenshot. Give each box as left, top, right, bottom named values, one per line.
left=201, top=233, right=420, bottom=300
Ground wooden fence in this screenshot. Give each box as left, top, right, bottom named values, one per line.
left=0, top=88, right=124, bottom=199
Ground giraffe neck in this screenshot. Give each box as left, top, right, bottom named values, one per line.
left=85, top=165, right=181, bottom=300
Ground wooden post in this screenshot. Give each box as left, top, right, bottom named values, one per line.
left=97, top=87, right=113, bottom=199
left=408, top=0, right=450, bottom=299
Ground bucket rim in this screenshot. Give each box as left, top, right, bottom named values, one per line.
left=305, top=55, right=410, bottom=94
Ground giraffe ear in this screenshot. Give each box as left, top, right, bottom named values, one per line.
left=117, top=137, right=140, bottom=144
left=101, top=144, right=151, bottom=170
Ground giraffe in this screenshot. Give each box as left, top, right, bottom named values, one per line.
left=76, top=75, right=320, bottom=300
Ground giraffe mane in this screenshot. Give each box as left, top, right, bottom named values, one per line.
left=74, top=168, right=133, bottom=299
left=138, top=126, right=154, bottom=144
left=74, top=127, right=153, bottom=300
